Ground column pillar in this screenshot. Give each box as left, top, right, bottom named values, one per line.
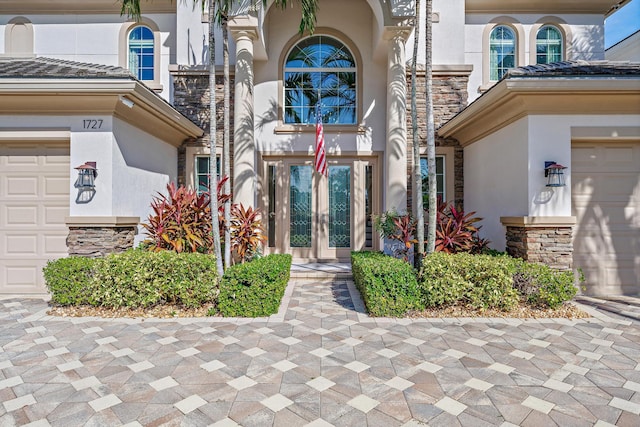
left=385, top=30, right=410, bottom=212
left=231, top=30, right=256, bottom=208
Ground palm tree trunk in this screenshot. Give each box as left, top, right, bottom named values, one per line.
left=425, top=0, right=437, bottom=254
left=208, top=0, right=224, bottom=276
left=412, top=0, right=424, bottom=267
left=223, top=16, right=232, bottom=268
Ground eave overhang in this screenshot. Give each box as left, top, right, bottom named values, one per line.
left=0, top=79, right=203, bottom=146
left=438, top=77, right=640, bottom=146
left=1, top=0, right=175, bottom=14
left=465, top=0, right=631, bottom=16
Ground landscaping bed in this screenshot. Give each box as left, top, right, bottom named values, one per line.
left=44, top=251, right=291, bottom=318
left=352, top=250, right=587, bottom=319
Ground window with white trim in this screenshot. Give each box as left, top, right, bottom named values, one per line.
left=284, top=35, right=356, bottom=124
left=195, top=156, right=221, bottom=194
left=420, top=156, right=445, bottom=208
left=128, top=25, right=154, bottom=81
left=536, top=26, right=563, bottom=64
left=490, top=25, right=516, bottom=81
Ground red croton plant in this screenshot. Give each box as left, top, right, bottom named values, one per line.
left=375, top=198, right=489, bottom=260
left=143, top=177, right=266, bottom=263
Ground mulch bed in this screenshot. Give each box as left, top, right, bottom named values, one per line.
left=409, top=302, right=590, bottom=319
left=47, top=301, right=589, bottom=320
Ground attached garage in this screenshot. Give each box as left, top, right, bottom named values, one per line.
left=572, top=141, right=640, bottom=296
left=0, top=142, right=70, bottom=296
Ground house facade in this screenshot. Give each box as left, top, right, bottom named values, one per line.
left=0, top=0, right=638, bottom=297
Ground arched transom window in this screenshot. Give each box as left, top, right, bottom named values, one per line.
left=490, top=25, right=516, bottom=81
left=536, top=26, right=563, bottom=64
left=284, top=35, right=356, bottom=125
left=128, top=26, right=154, bottom=81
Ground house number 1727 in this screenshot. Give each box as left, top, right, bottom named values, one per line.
left=83, top=119, right=103, bottom=129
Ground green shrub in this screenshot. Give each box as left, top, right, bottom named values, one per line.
left=351, top=251, right=421, bottom=317
left=419, top=252, right=577, bottom=310
left=43, top=257, right=98, bottom=305
left=218, top=254, right=292, bottom=317
left=419, top=252, right=520, bottom=310
left=512, top=261, right=577, bottom=309
left=44, top=250, right=218, bottom=309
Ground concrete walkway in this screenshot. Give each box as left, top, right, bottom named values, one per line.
left=1, top=276, right=640, bottom=426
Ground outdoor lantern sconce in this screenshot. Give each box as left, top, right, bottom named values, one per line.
left=74, top=162, right=97, bottom=203
left=544, top=161, right=567, bottom=187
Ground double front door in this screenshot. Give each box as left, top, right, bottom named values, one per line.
left=263, top=157, right=378, bottom=261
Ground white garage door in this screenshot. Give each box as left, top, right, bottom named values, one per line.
left=0, top=143, right=69, bottom=296
left=572, top=141, right=640, bottom=296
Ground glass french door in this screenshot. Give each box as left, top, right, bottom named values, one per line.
left=264, top=157, right=378, bottom=261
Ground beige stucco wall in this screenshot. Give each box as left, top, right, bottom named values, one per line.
left=464, top=117, right=530, bottom=250
left=464, top=114, right=640, bottom=250
left=254, top=0, right=387, bottom=156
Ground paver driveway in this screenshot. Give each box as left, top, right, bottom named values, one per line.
left=1, top=277, right=640, bottom=426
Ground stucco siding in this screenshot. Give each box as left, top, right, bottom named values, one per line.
left=112, top=117, right=177, bottom=243
left=255, top=0, right=385, bottom=155
left=464, top=117, right=530, bottom=250
left=1, top=14, right=176, bottom=100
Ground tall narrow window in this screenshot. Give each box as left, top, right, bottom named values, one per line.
left=536, top=26, right=563, bottom=64
left=268, top=165, right=276, bottom=248
left=128, top=26, right=154, bottom=81
left=490, top=26, right=516, bottom=81
left=420, top=156, right=445, bottom=209
left=365, top=165, right=373, bottom=248
left=195, top=156, right=221, bottom=194
left=284, top=35, right=356, bottom=124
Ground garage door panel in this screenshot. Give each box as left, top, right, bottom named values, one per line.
left=44, top=206, right=68, bottom=225
left=7, top=177, right=38, bottom=196
left=1, top=142, right=69, bottom=295
left=5, top=206, right=38, bottom=225
left=5, top=235, right=37, bottom=254
left=45, top=176, right=69, bottom=196
left=44, top=234, right=68, bottom=254
left=572, top=141, right=640, bottom=296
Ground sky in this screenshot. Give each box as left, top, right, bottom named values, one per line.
left=605, top=0, right=640, bottom=48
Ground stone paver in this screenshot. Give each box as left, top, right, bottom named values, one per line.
left=1, top=276, right=640, bottom=426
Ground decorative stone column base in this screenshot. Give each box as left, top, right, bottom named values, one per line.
left=66, top=217, right=140, bottom=257
left=500, top=216, right=576, bottom=271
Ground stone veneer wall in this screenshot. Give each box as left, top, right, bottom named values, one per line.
left=172, top=71, right=232, bottom=187
left=406, top=71, right=467, bottom=211
left=504, top=226, right=574, bottom=271
left=67, top=227, right=136, bottom=257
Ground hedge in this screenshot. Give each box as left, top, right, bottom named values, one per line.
left=218, top=254, right=292, bottom=317
left=419, top=252, right=519, bottom=310
left=350, top=251, right=578, bottom=316
left=44, top=250, right=219, bottom=309
left=419, top=252, right=577, bottom=310
left=351, top=251, right=421, bottom=317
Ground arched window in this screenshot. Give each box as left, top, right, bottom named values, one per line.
left=284, top=36, right=356, bottom=124
left=490, top=26, right=516, bottom=81
left=536, top=26, right=563, bottom=64
left=128, top=26, right=154, bottom=81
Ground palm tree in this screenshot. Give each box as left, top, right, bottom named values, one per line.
left=425, top=0, right=437, bottom=254
left=120, top=0, right=318, bottom=276
left=411, top=0, right=424, bottom=267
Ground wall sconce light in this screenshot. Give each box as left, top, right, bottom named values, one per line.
left=74, top=162, right=97, bottom=203
left=544, top=161, right=567, bottom=187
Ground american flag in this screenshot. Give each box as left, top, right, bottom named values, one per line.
left=314, top=104, right=327, bottom=176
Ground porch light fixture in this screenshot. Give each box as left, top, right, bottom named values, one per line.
left=75, top=162, right=97, bottom=189
left=544, top=161, right=567, bottom=187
